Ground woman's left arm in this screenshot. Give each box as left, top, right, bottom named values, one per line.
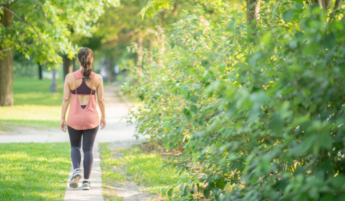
left=60, top=74, right=71, bottom=132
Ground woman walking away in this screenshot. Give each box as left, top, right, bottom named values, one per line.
left=60, top=47, right=106, bottom=190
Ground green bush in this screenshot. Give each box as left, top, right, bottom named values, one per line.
left=124, top=2, right=345, bottom=200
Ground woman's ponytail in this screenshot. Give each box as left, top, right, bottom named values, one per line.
left=78, top=47, right=93, bottom=81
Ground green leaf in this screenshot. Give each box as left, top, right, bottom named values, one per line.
left=180, top=183, right=184, bottom=191
left=191, top=95, right=198, bottom=103
left=203, top=187, right=210, bottom=199
left=283, top=10, right=294, bottom=23
left=330, top=175, right=345, bottom=189
left=321, top=32, right=335, bottom=49
left=180, top=88, right=189, bottom=98
left=191, top=105, right=198, bottom=113
left=167, top=188, right=173, bottom=197
left=269, top=112, right=284, bottom=134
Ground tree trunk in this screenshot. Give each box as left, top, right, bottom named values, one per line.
left=137, top=35, right=143, bottom=76
left=25, top=59, right=28, bottom=77
left=50, top=68, right=58, bottom=93
left=0, top=4, right=14, bottom=106
left=149, top=34, right=154, bottom=64
left=62, top=54, right=73, bottom=81
left=321, top=0, right=331, bottom=9
left=172, top=0, right=180, bottom=16
left=246, top=0, right=261, bottom=40
left=72, top=57, right=76, bottom=71
left=38, top=63, right=43, bottom=80
left=334, top=0, right=342, bottom=10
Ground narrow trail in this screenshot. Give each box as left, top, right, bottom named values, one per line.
left=106, top=141, right=156, bottom=201
left=0, top=85, right=152, bottom=201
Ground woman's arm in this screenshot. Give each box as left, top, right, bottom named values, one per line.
left=60, top=74, right=71, bottom=132
left=97, top=75, right=106, bottom=129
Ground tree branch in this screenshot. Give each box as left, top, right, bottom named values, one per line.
left=0, top=5, right=35, bottom=30
left=0, top=47, right=13, bottom=52
left=0, top=5, right=41, bottom=38
left=0, top=0, right=18, bottom=7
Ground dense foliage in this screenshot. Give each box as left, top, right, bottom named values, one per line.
left=124, top=1, right=345, bottom=200
left=0, top=0, right=119, bottom=65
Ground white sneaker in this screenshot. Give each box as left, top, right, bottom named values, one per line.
left=82, top=180, right=91, bottom=190
left=69, top=168, right=82, bottom=188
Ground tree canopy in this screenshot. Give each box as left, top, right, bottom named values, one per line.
left=0, top=0, right=119, bottom=66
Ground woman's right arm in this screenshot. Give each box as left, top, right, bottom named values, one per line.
left=97, top=75, right=106, bottom=129
left=60, top=74, right=72, bottom=132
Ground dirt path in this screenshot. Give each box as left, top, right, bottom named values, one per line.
left=105, top=140, right=156, bottom=201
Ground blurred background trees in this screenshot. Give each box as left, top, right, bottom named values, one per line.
left=0, top=0, right=119, bottom=106
left=0, top=0, right=231, bottom=106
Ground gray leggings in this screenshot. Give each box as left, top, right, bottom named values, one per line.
left=68, top=125, right=99, bottom=179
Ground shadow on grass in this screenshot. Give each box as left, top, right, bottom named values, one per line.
left=0, top=120, right=60, bottom=130
left=0, top=143, right=71, bottom=201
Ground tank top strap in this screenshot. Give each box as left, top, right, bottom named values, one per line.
left=72, top=71, right=80, bottom=95
left=73, top=69, right=83, bottom=79
left=90, top=72, right=96, bottom=79
left=90, top=72, right=95, bottom=95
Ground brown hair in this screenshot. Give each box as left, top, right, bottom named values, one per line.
left=78, top=47, right=93, bottom=81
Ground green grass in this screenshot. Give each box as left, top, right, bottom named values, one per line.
left=119, top=146, right=185, bottom=188
left=0, top=78, right=63, bottom=130
left=99, top=143, right=126, bottom=201
left=99, top=143, right=127, bottom=183
left=99, top=143, right=188, bottom=200
left=13, top=78, right=63, bottom=106
left=0, top=143, right=71, bottom=200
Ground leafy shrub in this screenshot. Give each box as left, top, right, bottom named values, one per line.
left=123, top=1, right=345, bottom=200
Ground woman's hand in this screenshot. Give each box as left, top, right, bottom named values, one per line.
left=100, top=116, right=106, bottom=129
left=60, top=119, right=67, bottom=132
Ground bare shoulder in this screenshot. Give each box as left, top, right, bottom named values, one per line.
left=65, top=73, right=74, bottom=83
left=94, top=74, right=103, bottom=83
left=93, top=73, right=103, bottom=87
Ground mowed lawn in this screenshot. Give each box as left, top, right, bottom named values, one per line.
left=0, top=78, right=64, bottom=130
left=0, top=143, right=71, bottom=200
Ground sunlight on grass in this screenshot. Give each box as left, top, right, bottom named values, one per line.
left=0, top=78, right=64, bottom=130
left=0, top=143, right=71, bottom=200
left=120, top=146, right=184, bottom=187
left=99, top=143, right=127, bottom=201
left=99, top=143, right=127, bottom=183
left=13, top=78, right=63, bottom=106
left=1, top=105, right=61, bottom=120
left=99, top=143, right=188, bottom=200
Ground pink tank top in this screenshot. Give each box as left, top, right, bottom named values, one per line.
left=67, top=70, right=99, bottom=130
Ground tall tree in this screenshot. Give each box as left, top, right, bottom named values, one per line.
left=0, top=0, right=119, bottom=106
left=0, top=3, right=13, bottom=106
left=246, top=0, right=261, bottom=41
left=94, top=0, right=191, bottom=74
left=62, top=55, right=73, bottom=81
left=38, top=62, right=42, bottom=80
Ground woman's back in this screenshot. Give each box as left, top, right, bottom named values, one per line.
left=66, top=70, right=103, bottom=106
left=66, top=69, right=101, bottom=130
